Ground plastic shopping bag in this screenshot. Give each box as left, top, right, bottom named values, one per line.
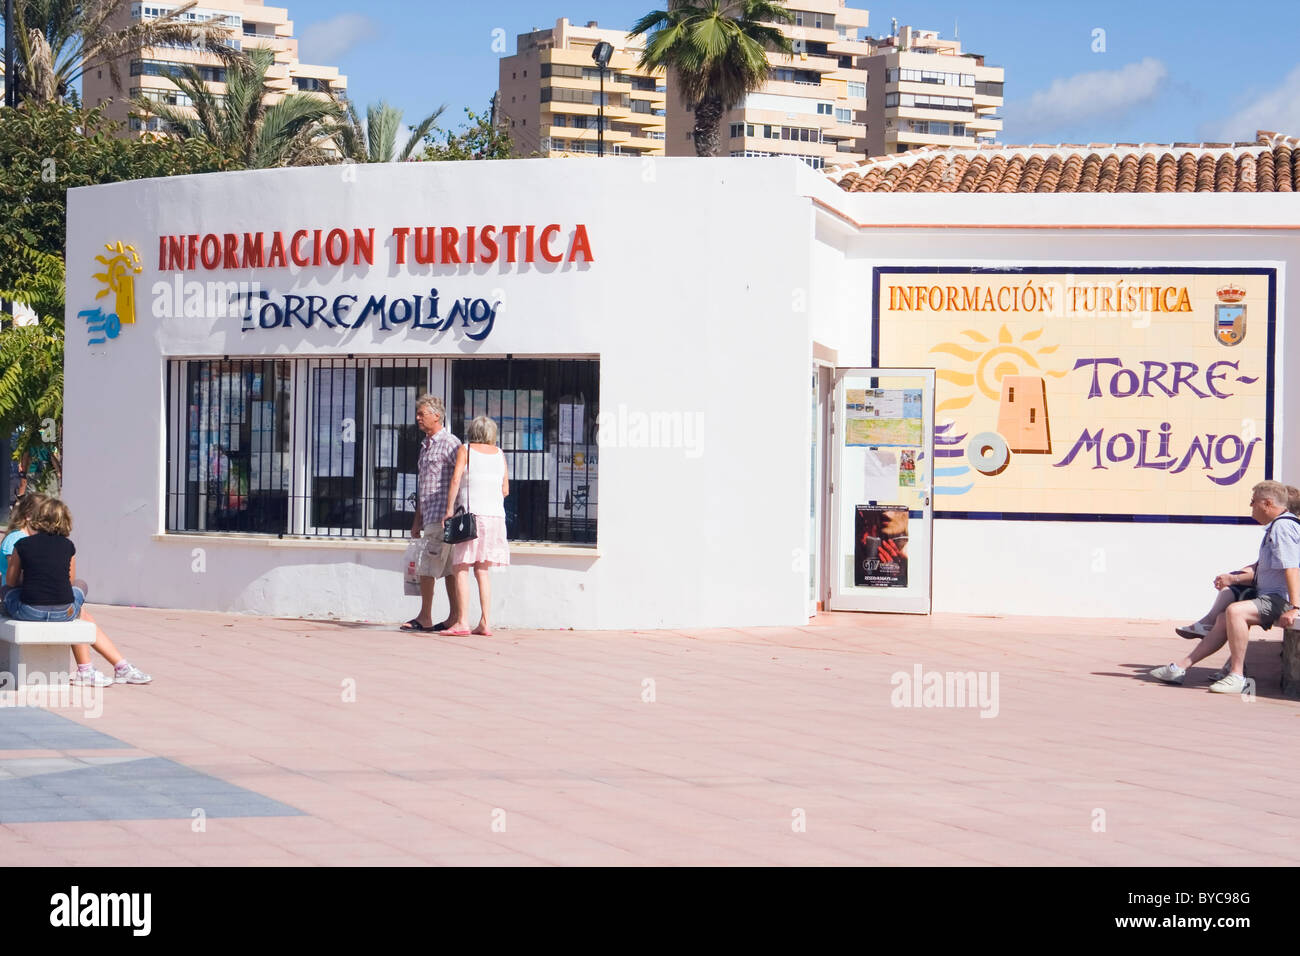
left=403, top=539, right=422, bottom=596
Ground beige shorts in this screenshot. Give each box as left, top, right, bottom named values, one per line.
left=416, top=524, right=455, bottom=578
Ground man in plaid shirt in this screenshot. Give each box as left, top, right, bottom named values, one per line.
left=404, top=395, right=463, bottom=632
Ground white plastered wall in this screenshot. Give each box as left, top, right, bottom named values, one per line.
left=802, top=187, right=1300, bottom=619
left=64, top=158, right=816, bottom=628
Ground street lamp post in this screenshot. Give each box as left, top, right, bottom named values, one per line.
left=592, top=41, right=613, bottom=158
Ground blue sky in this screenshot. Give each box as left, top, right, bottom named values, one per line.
left=292, top=0, right=1300, bottom=146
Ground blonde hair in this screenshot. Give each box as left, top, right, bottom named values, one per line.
left=28, top=496, right=72, bottom=537
left=6, top=494, right=45, bottom=533
left=466, top=415, right=498, bottom=446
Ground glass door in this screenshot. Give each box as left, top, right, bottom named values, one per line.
left=827, top=368, right=935, bottom=613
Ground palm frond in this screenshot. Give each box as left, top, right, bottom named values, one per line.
left=398, top=106, right=446, bottom=162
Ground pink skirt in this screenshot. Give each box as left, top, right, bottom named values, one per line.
left=452, top=514, right=510, bottom=568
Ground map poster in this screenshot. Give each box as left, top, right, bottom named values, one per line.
left=875, top=267, right=1273, bottom=519
left=846, top=388, right=923, bottom=447
left=854, top=505, right=909, bottom=588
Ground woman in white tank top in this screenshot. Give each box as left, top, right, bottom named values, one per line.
left=442, top=415, right=510, bottom=636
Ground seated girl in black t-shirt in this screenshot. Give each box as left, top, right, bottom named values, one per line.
left=2, top=497, right=151, bottom=686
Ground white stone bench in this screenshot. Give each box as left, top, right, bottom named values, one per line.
left=1284, top=628, right=1300, bottom=699
left=0, top=618, right=97, bottom=686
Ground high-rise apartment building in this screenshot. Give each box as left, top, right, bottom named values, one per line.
left=82, top=1, right=347, bottom=134
left=864, top=24, right=1003, bottom=155
left=659, top=5, right=1003, bottom=165
left=667, top=0, right=873, bottom=169
left=498, top=18, right=667, bottom=159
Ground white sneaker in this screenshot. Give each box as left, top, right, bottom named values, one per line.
left=1207, top=661, right=1247, bottom=683
left=1175, top=621, right=1211, bottom=640
left=70, top=668, right=113, bottom=687
left=1208, top=672, right=1247, bottom=694
left=114, top=664, right=152, bottom=685
left=1149, top=663, right=1187, bottom=684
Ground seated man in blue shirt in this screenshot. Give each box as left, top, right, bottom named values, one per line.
left=1152, top=480, right=1300, bottom=694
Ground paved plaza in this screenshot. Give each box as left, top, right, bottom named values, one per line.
left=2, top=604, right=1297, bottom=866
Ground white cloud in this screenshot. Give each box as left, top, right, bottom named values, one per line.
left=1204, top=64, right=1300, bottom=141
left=1007, top=58, right=1168, bottom=138
left=299, top=14, right=379, bottom=64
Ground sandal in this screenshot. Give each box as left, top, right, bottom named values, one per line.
left=399, top=619, right=434, bottom=632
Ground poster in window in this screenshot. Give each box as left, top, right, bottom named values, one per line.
left=372, top=386, right=415, bottom=426
left=854, top=505, right=909, bottom=588
left=559, top=403, right=585, bottom=445
left=314, top=368, right=357, bottom=477
left=898, top=449, right=917, bottom=487
left=845, top=388, right=922, bottom=447
left=499, top=390, right=518, bottom=451
left=250, top=401, right=273, bottom=434
left=527, top=391, right=545, bottom=451
left=374, top=428, right=398, bottom=469
left=551, top=447, right=598, bottom=517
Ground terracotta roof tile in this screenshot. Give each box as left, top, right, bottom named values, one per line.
left=1078, top=153, right=1102, bottom=191
left=1019, top=155, right=1044, bottom=192
left=1117, top=154, right=1140, bottom=191
left=1237, top=154, right=1256, bottom=192
left=1156, top=153, right=1177, bottom=191
left=975, top=154, right=1005, bottom=192
left=1136, top=154, right=1157, bottom=191
left=825, top=131, right=1300, bottom=193
left=1196, top=154, right=1216, bottom=191
left=1258, top=150, right=1276, bottom=191
left=937, top=155, right=966, bottom=191
left=1058, top=154, right=1083, bottom=192
left=1216, top=153, right=1237, bottom=191
left=997, top=155, right=1025, bottom=192
left=1097, top=154, right=1121, bottom=192
left=1036, top=154, right=1062, bottom=192
left=957, top=155, right=986, bottom=191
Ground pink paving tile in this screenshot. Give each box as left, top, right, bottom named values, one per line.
left=7, top=604, right=1300, bottom=866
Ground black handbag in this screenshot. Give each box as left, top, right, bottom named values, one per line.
left=443, top=447, right=479, bottom=544
left=443, top=506, right=477, bottom=544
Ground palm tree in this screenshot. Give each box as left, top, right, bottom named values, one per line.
left=131, top=47, right=343, bottom=168
left=335, top=100, right=446, bottom=163
left=0, top=243, right=64, bottom=485
left=630, top=0, right=793, bottom=157
left=5, top=0, right=235, bottom=104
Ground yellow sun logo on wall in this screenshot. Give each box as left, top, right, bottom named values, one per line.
left=929, top=325, right=1069, bottom=478
left=92, top=241, right=143, bottom=325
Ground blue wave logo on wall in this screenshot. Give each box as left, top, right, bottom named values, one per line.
left=934, top=421, right=972, bottom=495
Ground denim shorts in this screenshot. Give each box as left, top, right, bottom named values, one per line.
left=1, top=586, right=86, bottom=622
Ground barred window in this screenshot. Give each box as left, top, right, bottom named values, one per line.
left=307, top=360, right=427, bottom=535
left=451, top=359, right=598, bottom=544
left=165, top=357, right=599, bottom=545
left=166, top=359, right=293, bottom=534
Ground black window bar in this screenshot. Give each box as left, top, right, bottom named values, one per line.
left=452, top=358, right=599, bottom=544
